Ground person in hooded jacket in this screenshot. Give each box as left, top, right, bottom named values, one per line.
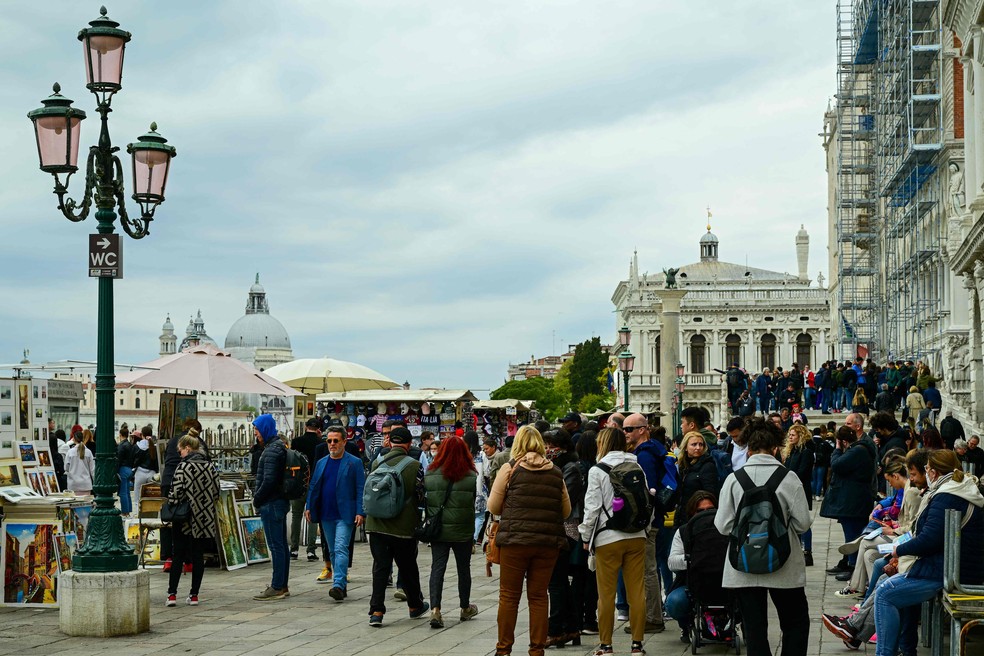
left=578, top=428, right=648, bottom=656
left=165, top=433, right=219, bottom=607
left=544, top=429, right=586, bottom=647
left=870, top=413, right=909, bottom=461
left=673, top=431, right=719, bottom=528
left=782, top=424, right=816, bottom=566
left=870, top=449, right=984, bottom=656
left=489, top=426, right=570, bottom=656
left=251, top=414, right=291, bottom=601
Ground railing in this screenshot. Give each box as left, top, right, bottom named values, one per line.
left=681, top=289, right=829, bottom=303
left=629, top=373, right=721, bottom=387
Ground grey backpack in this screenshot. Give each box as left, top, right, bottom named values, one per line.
left=363, top=455, right=415, bottom=519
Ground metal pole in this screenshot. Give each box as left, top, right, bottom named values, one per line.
left=72, top=107, right=137, bottom=573
left=623, top=370, right=630, bottom=412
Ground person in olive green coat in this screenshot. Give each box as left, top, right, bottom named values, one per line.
left=423, top=436, right=479, bottom=628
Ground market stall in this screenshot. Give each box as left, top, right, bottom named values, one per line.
left=470, top=399, right=535, bottom=445
left=314, top=389, right=478, bottom=443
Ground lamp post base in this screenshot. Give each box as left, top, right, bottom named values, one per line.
left=59, top=569, right=150, bottom=637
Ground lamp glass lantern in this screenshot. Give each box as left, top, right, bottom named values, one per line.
left=675, top=377, right=686, bottom=394
left=127, top=123, right=176, bottom=212
left=79, top=7, right=131, bottom=96
left=675, top=362, right=685, bottom=378
left=27, top=84, right=87, bottom=175
left=617, top=325, right=632, bottom=348
left=618, top=351, right=635, bottom=373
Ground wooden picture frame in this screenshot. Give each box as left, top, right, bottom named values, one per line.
left=52, top=533, right=79, bottom=574
left=235, top=500, right=256, bottom=519
left=2, top=520, right=61, bottom=606
left=215, top=489, right=247, bottom=570
left=240, top=517, right=270, bottom=564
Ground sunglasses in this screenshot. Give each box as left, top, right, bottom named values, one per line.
left=623, top=426, right=647, bottom=432
left=326, top=439, right=342, bottom=444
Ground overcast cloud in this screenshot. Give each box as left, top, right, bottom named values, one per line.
left=0, top=1, right=833, bottom=392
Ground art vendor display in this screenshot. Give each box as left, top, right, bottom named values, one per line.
left=1, top=521, right=60, bottom=606
left=215, top=488, right=247, bottom=571
left=240, top=517, right=270, bottom=564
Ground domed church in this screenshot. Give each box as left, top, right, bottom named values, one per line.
left=224, top=274, right=294, bottom=372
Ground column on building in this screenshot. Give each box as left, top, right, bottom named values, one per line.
left=974, top=31, right=984, bottom=198
left=637, top=328, right=648, bottom=387
left=711, top=329, right=721, bottom=374
left=969, top=274, right=984, bottom=422
left=963, top=55, right=977, bottom=204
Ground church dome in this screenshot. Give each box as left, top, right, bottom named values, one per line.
left=223, top=274, right=292, bottom=350
left=699, top=231, right=719, bottom=244
left=225, top=314, right=291, bottom=350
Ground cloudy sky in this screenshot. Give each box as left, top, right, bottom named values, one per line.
left=0, top=2, right=833, bottom=393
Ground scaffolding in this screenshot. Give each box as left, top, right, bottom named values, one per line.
left=833, top=0, right=945, bottom=362
left=834, top=0, right=880, bottom=358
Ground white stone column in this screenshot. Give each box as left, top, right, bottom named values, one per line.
left=969, top=274, right=984, bottom=422
left=963, top=56, right=978, bottom=205
left=973, top=44, right=984, bottom=196
left=658, top=289, right=687, bottom=421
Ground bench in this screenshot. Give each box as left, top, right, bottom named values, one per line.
left=939, top=508, right=984, bottom=656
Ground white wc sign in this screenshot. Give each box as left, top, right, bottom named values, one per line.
left=88, top=234, right=122, bottom=278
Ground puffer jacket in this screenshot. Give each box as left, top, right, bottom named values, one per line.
left=253, top=415, right=286, bottom=508
left=820, top=437, right=877, bottom=520
left=489, top=452, right=570, bottom=549
left=674, top=452, right=720, bottom=527
left=578, top=450, right=646, bottom=549
left=898, top=473, right=984, bottom=584
left=423, top=467, right=477, bottom=543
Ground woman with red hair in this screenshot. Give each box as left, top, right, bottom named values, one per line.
left=423, top=435, right=478, bottom=628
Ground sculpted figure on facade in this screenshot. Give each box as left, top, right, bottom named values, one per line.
left=944, top=333, right=971, bottom=389
left=949, top=161, right=966, bottom=217
left=662, top=267, right=680, bottom=289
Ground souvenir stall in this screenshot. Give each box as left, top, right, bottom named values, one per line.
left=314, top=389, right=478, bottom=444
left=469, top=399, right=535, bottom=446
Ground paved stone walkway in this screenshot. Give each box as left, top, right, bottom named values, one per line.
left=0, top=510, right=973, bottom=655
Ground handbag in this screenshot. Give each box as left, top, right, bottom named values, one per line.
left=160, top=499, right=191, bottom=523
left=415, top=482, right=454, bottom=542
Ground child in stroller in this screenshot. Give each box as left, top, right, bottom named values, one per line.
left=666, top=491, right=742, bottom=653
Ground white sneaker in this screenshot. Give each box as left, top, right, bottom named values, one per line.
left=617, top=611, right=629, bottom=622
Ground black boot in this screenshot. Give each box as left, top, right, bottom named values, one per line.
left=804, top=550, right=814, bottom=566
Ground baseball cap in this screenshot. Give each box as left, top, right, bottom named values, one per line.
left=390, top=427, right=413, bottom=444
left=305, top=417, right=323, bottom=429
left=559, top=412, right=582, bottom=424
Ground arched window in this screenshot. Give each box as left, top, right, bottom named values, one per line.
left=796, top=333, right=813, bottom=369
left=761, top=334, right=776, bottom=371
left=653, top=335, right=661, bottom=374
left=725, top=333, right=742, bottom=368
left=135, top=397, right=141, bottom=409
left=690, top=335, right=706, bottom=374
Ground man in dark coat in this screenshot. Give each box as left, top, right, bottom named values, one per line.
left=869, top=412, right=910, bottom=463
left=873, top=384, right=896, bottom=414
left=820, top=415, right=876, bottom=574
left=290, top=418, right=322, bottom=561
left=252, top=414, right=290, bottom=600
left=940, top=411, right=965, bottom=450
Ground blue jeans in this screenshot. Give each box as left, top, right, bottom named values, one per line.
left=118, top=466, right=133, bottom=514
left=321, top=519, right=354, bottom=590
left=664, top=586, right=691, bottom=623
left=873, top=574, right=940, bottom=656
left=801, top=528, right=813, bottom=552
left=656, top=527, right=674, bottom=597
left=863, top=556, right=890, bottom=602
left=805, top=388, right=816, bottom=409
left=616, top=570, right=628, bottom=612
left=259, top=499, right=290, bottom=590
left=812, top=467, right=827, bottom=497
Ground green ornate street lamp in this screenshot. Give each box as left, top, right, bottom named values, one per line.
left=673, top=362, right=686, bottom=437
left=28, top=6, right=176, bottom=573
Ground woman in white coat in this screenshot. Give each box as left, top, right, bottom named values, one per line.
left=714, top=416, right=812, bottom=656
left=64, top=430, right=95, bottom=495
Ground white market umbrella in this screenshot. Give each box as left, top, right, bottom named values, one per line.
left=263, top=357, right=399, bottom=395
left=115, top=344, right=303, bottom=396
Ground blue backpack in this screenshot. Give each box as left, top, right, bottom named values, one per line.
left=654, top=453, right=680, bottom=513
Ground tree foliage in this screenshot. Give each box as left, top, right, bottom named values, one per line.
left=577, top=392, right=614, bottom=414
left=569, top=337, right=610, bottom=408
left=490, top=377, right=568, bottom=422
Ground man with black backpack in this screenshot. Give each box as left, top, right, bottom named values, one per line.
left=251, top=414, right=291, bottom=601
left=364, top=426, right=429, bottom=627
left=714, top=417, right=812, bottom=656
left=623, top=413, right=671, bottom=634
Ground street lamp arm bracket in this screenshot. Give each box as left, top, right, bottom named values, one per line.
left=54, top=150, right=98, bottom=222
left=111, top=155, right=151, bottom=239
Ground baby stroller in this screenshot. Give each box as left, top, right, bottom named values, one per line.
left=681, top=508, right=742, bottom=654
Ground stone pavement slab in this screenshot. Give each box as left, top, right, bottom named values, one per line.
left=0, top=508, right=977, bottom=655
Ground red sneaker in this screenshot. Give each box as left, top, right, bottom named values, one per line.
left=162, top=559, right=172, bottom=572
left=187, top=595, right=199, bottom=606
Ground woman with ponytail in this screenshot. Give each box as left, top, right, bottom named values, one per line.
left=870, top=449, right=984, bottom=656
left=65, top=430, right=95, bottom=495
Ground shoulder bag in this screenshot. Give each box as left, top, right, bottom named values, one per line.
left=415, top=481, right=454, bottom=542
left=160, top=499, right=191, bottom=523
left=485, top=459, right=516, bottom=574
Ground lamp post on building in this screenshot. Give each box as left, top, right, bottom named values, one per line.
left=618, top=351, right=635, bottom=412
left=673, top=362, right=686, bottom=436
left=28, top=7, right=176, bottom=575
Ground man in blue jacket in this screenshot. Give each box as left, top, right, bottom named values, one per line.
left=251, top=414, right=290, bottom=601
left=305, top=427, right=366, bottom=602
left=623, top=413, right=667, bottom=634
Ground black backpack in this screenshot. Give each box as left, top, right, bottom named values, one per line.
left=282, top=448, right=310, bottom=500
left=680, top=508, right=730, bottom=599
left=726, top=368, right=743, bottom=388
left=597, top=461, right=652, bottom=532
left=728, top=467, right=791, bottom=574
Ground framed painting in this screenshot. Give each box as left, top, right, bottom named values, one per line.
left=0, top=486, right=41, bottom=502
left=215, top=489, right=247, bottom=570
left=65, top=506, right=91, bottom=545
left=0, top=462, right=21, bottom=488
left=235, top=500, right=256, bottom=519
left=240, top=517, right=270, bottom=564
left=35, top=445, right=52, bottom=469
left=26, top=470, right=45, bottom=496
left=0, top=439, right=13, bottom=460
left=40, top=469, right=59, bottom=494
left=16, top=383, right=30, bottom=434
left=17, top=443, right=37, bottom=467
left=1, top=411, right=11, bottom=426
left=51, top=533, right=79, bottom=574
left=1, top=521, right=61, bottom=606
left=0, top=384, right=11, bottom=402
